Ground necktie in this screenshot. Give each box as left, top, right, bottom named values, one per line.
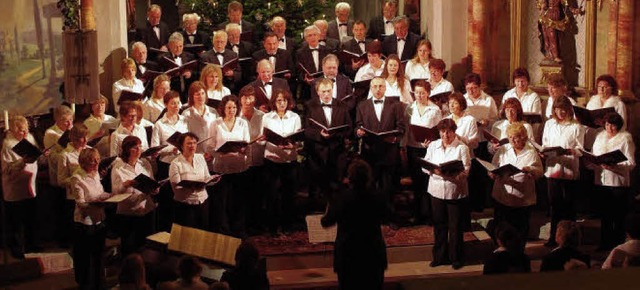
left=374, top=100, right=383, bottom=104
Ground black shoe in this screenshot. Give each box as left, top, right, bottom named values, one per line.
left=429, top=260, right=445, bottom=267
left=452, top=262, right=463, bottom=270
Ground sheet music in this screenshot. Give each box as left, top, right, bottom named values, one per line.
left=305, top=214, right=336, bottom=244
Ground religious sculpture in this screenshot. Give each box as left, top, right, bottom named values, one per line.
left=536, top=0, right=581, bottom=64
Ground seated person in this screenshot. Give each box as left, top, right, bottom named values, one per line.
left=483, top=222, right=531, bottom=275
left=118, top=253, right=151, bottom=290
left=221, top=241, right=269, bottom=290
left=157, top=256, right=208, bottom=290
left=540, top=220, right=590, bottom=271
left=602, top=214, right=640, bottom=269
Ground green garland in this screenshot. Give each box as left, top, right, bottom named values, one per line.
left=57, top=0, right=80, bottom=31
left=180, top=0, right=336, bottom=42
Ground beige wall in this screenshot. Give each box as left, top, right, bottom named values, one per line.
left=94, top=0, right=127, bottom=111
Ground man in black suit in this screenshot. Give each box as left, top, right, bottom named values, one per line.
left=382, top=16, right=421, bottom=62
left=252, top=32, right=295, bottom=82
left=244, top=59, right=291, bottom=112
left=369, top=0, right=421, bottom=42
left=355, top=77, right=405, bottom=192
left=136, top=4, right=170, bottom=60
left=179, top=13, right=210, bottom=57
left=157, top=32, right=196, bottom=102
left=340, top=20, right=371, bottom=80
left=305, top=78, right=352, bottom=209
left=297, top=26, right=331, bottom=101
left=217, top=1, right=259, bottom=44
left=200, top=30, right=242, bottom=94
left=310, top=54, right=355, bottom=112
left=327, top=2, right=353, bottom=41
left=311, top=20, right=340, bottom=52
left=130, top=41, right=160, bottom=81
left=270, top=16, right=298, bottom=54
left=226, top=23, right=254, bottom=88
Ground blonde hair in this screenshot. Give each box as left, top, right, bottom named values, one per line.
left=54, top=105, right=74, bottom=122
left=200, top=64, right=223, bottom=91
left=10, top=115, right=28, bottom=132
left=506, top=122, right=527, bottom=139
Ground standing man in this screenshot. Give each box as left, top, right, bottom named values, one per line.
left=327, top=2, right=354, bottom=41
left=217, top=1, right=259, bottom=44
left=252, top=32, right=295, bottom=82
left=180, top=13, right=210, bottom=56
left=130, top=41, right=159, bottom=81
left=157, top=33, right=196, bottom=102
left=369, top=0, right=421, bottom=41
left=270, top=16, right=298, bottom=53
left=305, top=78, right=352, bottom=210
left=201, top=31, right=242, bottom=94
left=341, top=20, right=371, bottom=80
left=311, top=54, right=355, bottom=112
left=355, top=77, right=405, bottom=192
left=297, top=26, right=331, bottom=101
left=136, top=4, right=170, bottom=59
left=312, top=20, right=340, bottom=52
left=382, top=16, right=421, bottom=62
left=226, top=23, right=255, bottom=88
left=244, top=60, right=291, bottom=112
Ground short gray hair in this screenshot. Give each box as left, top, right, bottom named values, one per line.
left=335, top=2, right=351, bottom=12
left=303, top=25, right=320, bottom=38
left=169, top=32, right=184, bottom=43
left=182, top=13, right=201, bottom=24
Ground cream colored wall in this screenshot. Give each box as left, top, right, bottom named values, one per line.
left=94, top=0, right=127, bottom=111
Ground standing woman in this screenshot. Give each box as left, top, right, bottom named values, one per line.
left=428, top=59, right=454, bottom=112
left=112, top=136, right=157, bottom=255
left=208, top=95, right=250, bottom=237
left=200, top=64, right=231, bottom=104
left=424, top=118, right=471, bottom=270
left=542, top=96, right=585, bottom=247
left=262, top=89, right=302, bottom=234
left=488, top=98, right=535, bottom=155
left=489, top=123, right=543, bottom=246
left=321, top=159, right=388, bottom=290
left=110, top=101, right=149, bottom=157
left=381, top=54, right=413, bottom=104
left=586, top=112, right=635, bottom=250
left=182, top=81, right=219, bottom=153
left=404, top=80, right=442, bottom=224
left=169, top=133, right=213, bottom=230
left=405, top=40, right=433, bottom=82
left=72, top=148, right=113, bottom=290
left=445, top=93, right=479, bottom=153
left=113, top=58, right=145, bottom=115
left=142, top=74, right=170, bottom=123
left=2, top=116, right=41, bottom=259
left=501, top=68, right=542, bottom=115
left=585, top=75, right=627, bottom=149
left=84, top=96, right=118, bottom=157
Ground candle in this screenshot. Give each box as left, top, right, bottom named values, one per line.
left=4, top=110, right=8, bottom=131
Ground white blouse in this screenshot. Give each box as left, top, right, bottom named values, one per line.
left=73, top=169, right=111, bottom=225
left=544, top=96, right=576, bottom=119
left=354, top=61, right=385, bottom=82
left=110, top=124, right=149, bottom=157
left=591, top=130, right=635, bottom=187
left=169, top=153, right=211, bottom=204
left=501, top=88, right=542, bottom=114
left=207, top=87, right=231, bottom=101
left=586, top=94, right=627, bottom=127
left=1, top=134, right=38, bottom=202
left=262, top=110, right=302, bottom=163
left=541, top=119, right=584, bottom=180
left=491, top=143, right=543, bottom=208
left=405, top=101, right=442, bottom=148
left=488, top=120, right=534, bottom=155
left=385, top=78, right=413, bottom=104
left=112, top=78, right=145, bottom=115
left=404, top=60, right=430, bottom=81
left=430, top=79, right=454, bottom=96
left=44, top=124, right=66, bottom=187
left=142, top=98, right=166, bottom=123
left=423, top=138, right=471, bottom=200
left=182, top=106, right=218, bottom=153
left=58, top=145, right=88, bottom=200
left=240, top=108, right=265, bottom=167
left=445, top=113, right=479, bottom=151
left=151, top=115, right=189, bottom=164
left=464, top=91, right=498, bottom=141
left=208, top=117, right=250, bottom=174
left=111, top=158, right=157, bottom=216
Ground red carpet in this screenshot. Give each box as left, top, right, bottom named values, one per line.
left=249, top=225, right=478, bottom=256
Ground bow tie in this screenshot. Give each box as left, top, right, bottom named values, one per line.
left=152, top=24, right=160, bottom=29
left=373, top=99, right=384, bottom=104
left=280, top=38, right=285, bottom=42
left=385, top=20, right=392, bottom=24
left=327, top=78, right=336, bottom=83
left=215, top=52, right=224, bottom=56
left=263, top=81, right=273, bottom=87
left=187, top=33, right=195, bottom=36
left=230, top=44, right=239, bottom=49
left=357, top=40, right=366, bottom=44
left=267, top=54, right=277, bottom=58
left=321, top=103, right=332, bottom=107
left=173, top=55, right=180, bottom=60
left=339, top=23, right=348, bottom=27
left=309, top=48, right=319, bottom=52
left=397, top=38, right=406, bottom=42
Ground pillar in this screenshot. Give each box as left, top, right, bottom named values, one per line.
left=467, top=0, right=488, bottom=86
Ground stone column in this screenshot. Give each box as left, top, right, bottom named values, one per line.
left=608, top=0, right=634, bottom=97
left=467, top=0, right=488, bottom=86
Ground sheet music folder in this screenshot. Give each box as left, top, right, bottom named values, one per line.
left=167, top=223, right=241, bottom=266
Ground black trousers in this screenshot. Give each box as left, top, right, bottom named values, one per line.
left=245, top=165, right=267, bottom=233
left=173, top=200, right=209, bottom=230
left=210, top=171, right=248, bottom=237
left=73, top=223, right=106, bottom=290
left=493, top=202, right=531, bottom=250
left=431, top=196, right=467, bottom=264
left=155, top=161, right=174, bottom=232
left=597, top=185, right=631, bottom=248
left=117, top=211, right=155, bottom=256
left=547, top=178, right=577, bottom=244
left=469, top=143, right=492, bottom=211
left=337, top=267, right=385, bottom=290
left=264, top=159, right=297, bottom=232
left=407, top=146, right=430, bottom=222
left=4, top=198, right=37, bottom=256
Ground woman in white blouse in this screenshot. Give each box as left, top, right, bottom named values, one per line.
left=423, top=118, right=471, bottom=270
left=84, top=96, right=118, bottom=157
left=1, top=116, right=41, bottom=259
left=182, top=81, right=219, bottom=154
left=72, top=148, right=112, bottom=290
left=142, top=74, right=170, bottom=123
left=445, top=93, right=479, bottom=153
left=405, top=39, right=433, bottom=82
left=112, top=58, right=145, bottom=115
left=110, top=101, right=149, bottom=157
left=262, top=89, right=302, bottom=234
left=111, top=136, right=157, bottom=255
left=501, top=68, right=542, bottom=115
left=584, top=75, right=628, bottom=149
left=541, top=96, right=585, bottom=247
left=489, top=123, right=543, bottom=247
left=428, top=59, right=454, bottom=113
left=201, top=64, right=231, bottom=105
left=381, top=54, right=413, bottom=105
left=354, top=41, right=385, bottom=82
left=208, top=95, right=250, bottom=237
left=585, top=112, right=635, bottom=250
left=488, top=98, right=535, bottom=155
left=169, top=132, right=215, bottom=230
left=404, top=80, right=442, bottom=223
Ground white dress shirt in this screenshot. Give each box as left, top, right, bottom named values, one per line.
left=44, top=124, right=66, bottom=186
left=405, top=60, right=430, bottom=81
left=430, top=79, right=454, bottom=96
left=544, top=96, right=576, bottom=119
left=445, top=113, right=479, bottom=151
left=262, top=110, right=301, bottom=163
left=354, top=61, right=385, bottom=82
left=423, top=138, right=471, bottom=200
left=383, top=17, right=394, bottom=35
left=1, top=134, right=38, bottom=202
left=491, top=143, right=543, bottom=207
left=112, top=78, right=145, bottom=115
left=464, top=91, right=498, bottom=141
left=142, top=98, right=166, bottom=123
left=110, top=124, right=150, bottom=157
left=111, top=158, right=157, bottom=216
left=208, top=117, right=250, bottom=174
left=73, top=169, right=111, bottom=225
left=502, top=88, right=542, bottom=114
left=405, top=101, right=442, bottom=148
left=151, top=114, right=189, bottom=164
left=207, top=87, right=231, bottom=101
left=591, top=130, right=635, bottom=187
left=58, top=145, right=88, bottom=199
left=240, top=108, right=265, bottom=167
left=586, top=94, right=627, bottom=126
left=182, top=106, right=218, bottom=153
left=488, top=120, right=535, bottom=155
left=542, top=119, right=584, bottom=180
left=385, top=79, right=413, bottom=104
left=169, top=153, right=210, bottom=204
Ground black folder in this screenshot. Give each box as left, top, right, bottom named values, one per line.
left=416, top=158, right=465, bottom=176
left=410, top=124, right=439, bottom=143
left=264, top=128, right=305, bottom=146
left=580, top=149, right=627, bottom=165
left=572, top=106, right=615, bottom=128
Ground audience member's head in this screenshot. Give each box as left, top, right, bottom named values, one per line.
left=556, top=220, right=581, bottom=249
left=494, top=222, right=523, bottom=253
left=119, top=253, right=150, bottom=290
left=177, top=256, right=204, bottom=284
left=235, top=241, right=261, bottom=270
